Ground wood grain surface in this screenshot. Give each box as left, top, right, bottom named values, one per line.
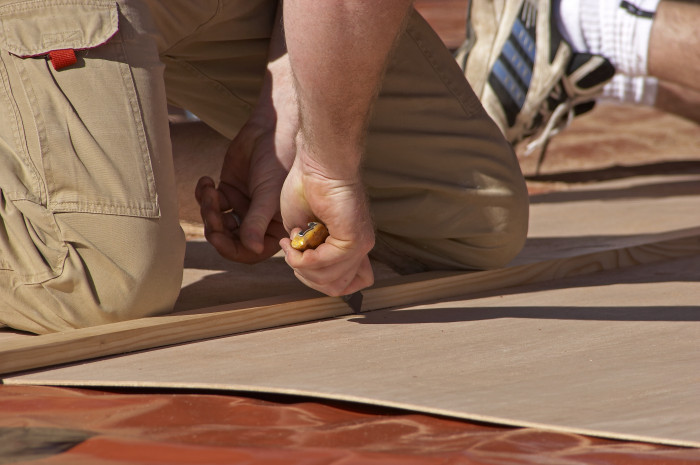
left=2, top=227, right=698, bottom=376
left=7, top=254, right=700, bottom=448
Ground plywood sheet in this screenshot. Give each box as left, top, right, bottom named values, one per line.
left=2, top=173, right=699, bottom=373
left=0, top=328, right=30, bottom=344
left=2, top=230, right=696, bottom=375
left=7, top=255, right=700, bottom=448
left=516, top=173, right=700, bottom=264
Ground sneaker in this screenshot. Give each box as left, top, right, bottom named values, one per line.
left=455, top=0, right=615, bottom=170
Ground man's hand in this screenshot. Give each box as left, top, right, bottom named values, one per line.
left=196, top=46, right=298, bottom=263
left=194, top=119, right=290, bottom=264
left=279, top=138, right=375, bottom=296
left=278, top=0, right=412, bottom=294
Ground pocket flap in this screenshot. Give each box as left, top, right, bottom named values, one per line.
left=0, top=0, right=118, bottom=57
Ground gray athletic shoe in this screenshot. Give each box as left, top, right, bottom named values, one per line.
left=456, top=0, right=615, bottom=169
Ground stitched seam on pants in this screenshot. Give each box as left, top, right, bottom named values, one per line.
left=406, top=15, right=482, bottom=120
left=14, top=56, right=52, bottom=206
left=0, top=262, right=64, bottom=282
left=44, top=44, right=160, bottom=215
left=16, top=38, right=159, bottom=216
left=158, top=0, right=223, bottom=56
left=0, top=0, right=116, bottom=56
left=163, top=55, right=254, bottom=113
left=7, top=59, right=70, bottom=280
left=2, top=199, right=67, bottom=281
left=117, top=40, right=159, bottom=212
left=0, top=53, right=43, bottom=204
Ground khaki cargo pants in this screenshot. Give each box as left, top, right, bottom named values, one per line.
left=0, top=0, right=528, bottom=334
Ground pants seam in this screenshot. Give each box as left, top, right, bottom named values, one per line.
left=0, top=53, right=44, bottom=204
left=117, top=38, right=159, bottom=213
left=15, top=54, right=52, bottom=206
left=163, top=55, right=254, bottom=114
left=0, top=199, right=68, bottom=283
left=158, top=0, right=223, bottom=56
left=406, top=12, right=482, bottom=120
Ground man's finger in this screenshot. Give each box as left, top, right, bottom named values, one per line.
left=239, top=184, right=283, bottom=255
left=291, top=255, right=374, bottom=297
left=194, top=176, right=215, bottom=205
left=287, top=251, right=360, bottom=286
left=207, top=226, right=284, bottom=264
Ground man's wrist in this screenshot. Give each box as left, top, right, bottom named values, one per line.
left=295, top=129, right=365, bottom=180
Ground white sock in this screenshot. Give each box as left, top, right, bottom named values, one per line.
left=556, top=0, right=661, bottom=75
left=601, top=74, right=658, bottom=105
left=584, top=0, right=660, bottom=75
left=556, top=0, right=587, bottom=51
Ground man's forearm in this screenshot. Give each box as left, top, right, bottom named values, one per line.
left=283, top=0, right=413, bottom=175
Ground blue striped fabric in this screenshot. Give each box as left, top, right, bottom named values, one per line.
left=510, top=18, right=536, bottom=62
left=487, top=6, right=538, bottom=123
left=502, top=40, right=532, bottom=86
left=492, top=59, right=526, bottom=107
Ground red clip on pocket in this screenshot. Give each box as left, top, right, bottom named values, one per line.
left=48, top=49, right=77, bottom=70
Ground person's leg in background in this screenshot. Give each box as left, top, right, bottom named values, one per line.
left=0, top=0, right=184, bottom=333
left=455, top=0, right=698, bottom=159
left=654, top=80, right=700, bottom=123
left=558, top=0, right=700, bottom=123
left=647, top=1, right=700, bottom=94
left=648, top=0, right=700, bottom=122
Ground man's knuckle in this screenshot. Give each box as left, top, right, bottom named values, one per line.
left=326, top=286, right=345, bottom=297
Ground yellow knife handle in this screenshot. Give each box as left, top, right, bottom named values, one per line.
left=290, top=222, right=330, bottom=251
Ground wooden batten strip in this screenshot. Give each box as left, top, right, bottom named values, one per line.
left=1, top=230, right=699, bottom=375
left=363, top=230, right=700, bottom=310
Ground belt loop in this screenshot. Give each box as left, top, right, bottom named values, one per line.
left=48, top=49, right=77, bottom=70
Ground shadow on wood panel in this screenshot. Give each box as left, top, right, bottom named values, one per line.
left=526, top=161, right=700, bottom=185
left=348, top=255, right=700, bottom=325
left=347, top=305, right=700, bottom=325
left=529, top=179, right=700, bottom=204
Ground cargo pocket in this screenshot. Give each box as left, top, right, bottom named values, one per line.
left=0, top=0, right=160, bottom=217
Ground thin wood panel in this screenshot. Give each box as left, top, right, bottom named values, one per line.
left=8, top=255, right=700, bottom=448
left=363, top=229, right=700, bottom=311
left=1, top=229, right=699, bottom=375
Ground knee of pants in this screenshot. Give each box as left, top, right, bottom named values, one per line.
left=0, top=213, right=185, bottom=334
left=465, top=189, right=530, bottom=270
left=0, top=1, right=185, bottom=333
left=370, top=182, right=530, bottom=273
left=464, top=198, right=529, bottom=270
